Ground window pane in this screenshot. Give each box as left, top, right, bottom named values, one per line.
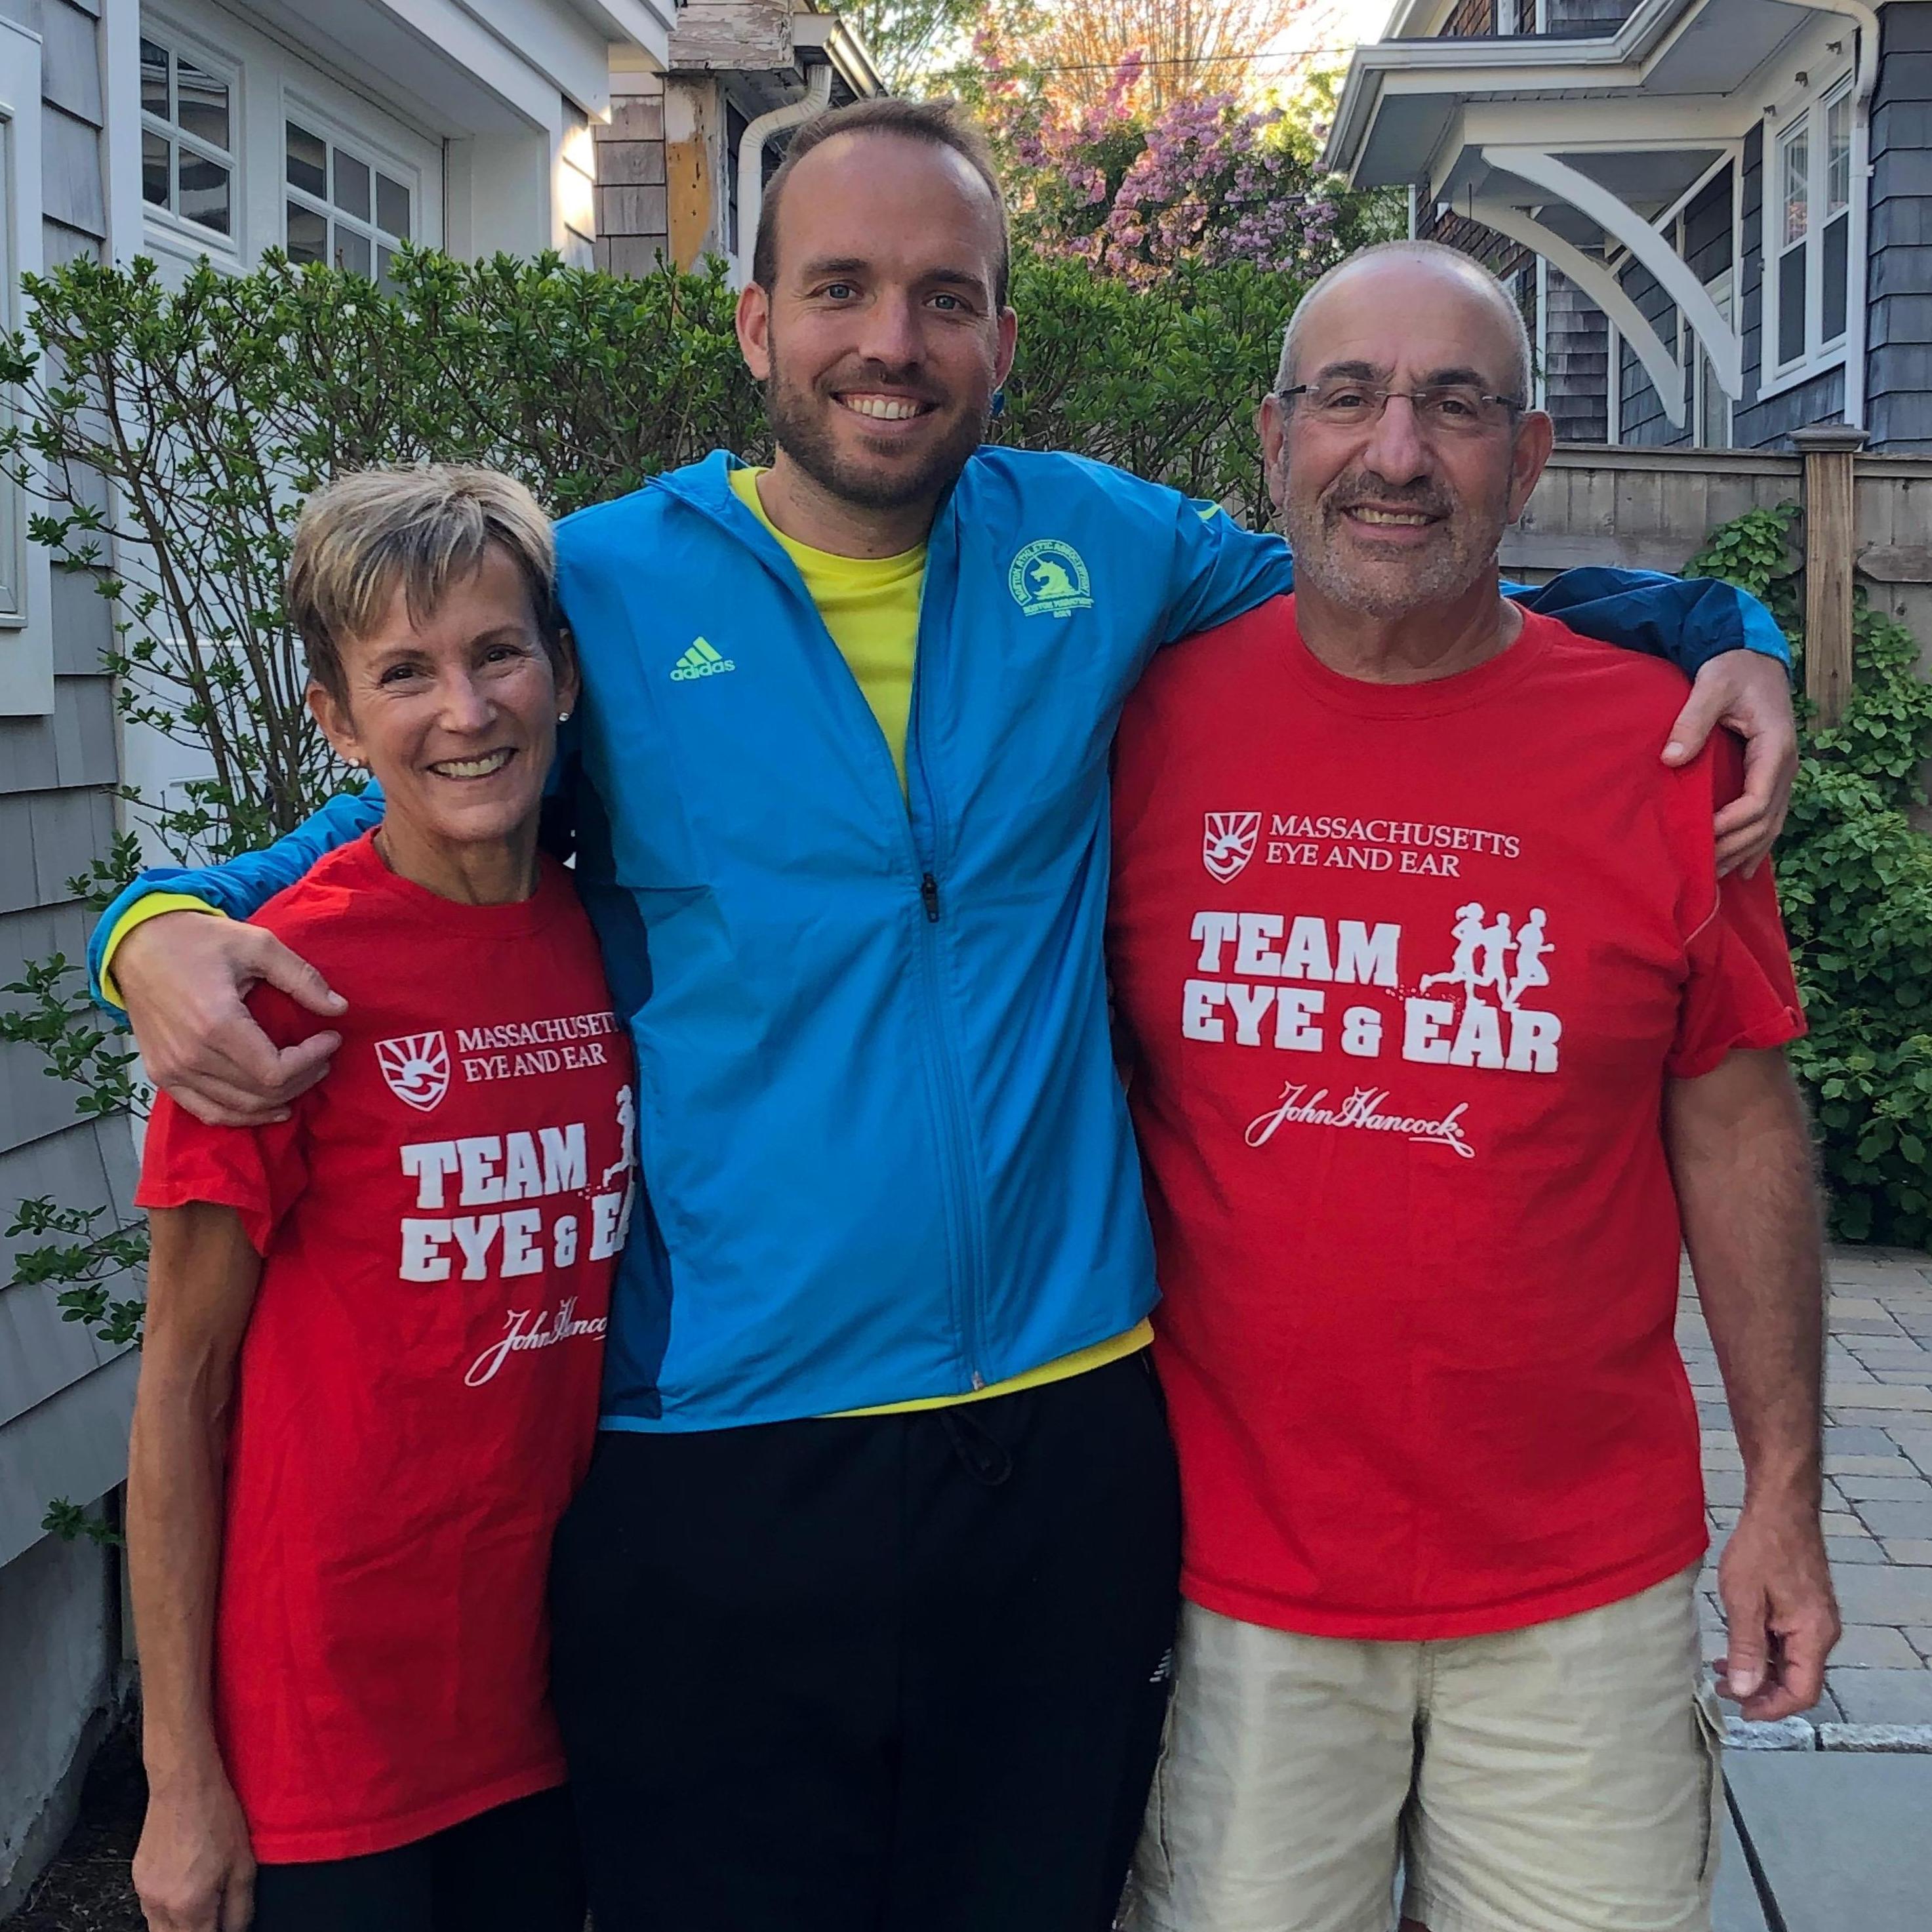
left=1823, top=211, right=1850, bottom=342
left=1782, top=125, right=1809, bottom=249
left=178, top=151, right=230, bottom=234
left=377, top=245, right=399, bottom=294
left=334, top=151, right=371, bottom=221
left=176, top=60, right=229, bottom=150
left=287, top=122, right=328, bottom=198
left=1778, top=243, right=1808, bottom=365
left=140, top=39, right=169, bottom=120
left=376, top=173, right=411, bottom=240
left=142, top=131, right=170, bottom=208
left=287, top=201, right=328, bottom=265
left=335, top=228, right=372, bottom=278
left=1828, top=93, right=1853, bottom=216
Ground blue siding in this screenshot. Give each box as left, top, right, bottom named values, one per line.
left=1617, top=255, right=1680, bottom=446
left=1868, top=2, right=1932, bottom=451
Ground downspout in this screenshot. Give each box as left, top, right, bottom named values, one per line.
left=735, top=63, right=835, bottom=287
left=1803, top=0, right=1880, bottom=430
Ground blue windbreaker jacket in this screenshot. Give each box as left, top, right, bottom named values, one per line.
left=93, top=449, right=1789, bottom=1429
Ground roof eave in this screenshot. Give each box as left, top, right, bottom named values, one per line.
left=1323, top=0, right=1701, bottom=180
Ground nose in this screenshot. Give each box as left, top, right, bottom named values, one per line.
left=1358, top=393, right=1432, bottom=487
left=852, top=289, right=923, bottom=372
left=437, top=669, right=494, bottom=735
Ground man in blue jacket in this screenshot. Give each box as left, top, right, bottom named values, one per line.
left=98, top=98, right=1798, bottom=1932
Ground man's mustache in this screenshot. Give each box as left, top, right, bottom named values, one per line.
left=1323, top=475, right=1454, bottom=519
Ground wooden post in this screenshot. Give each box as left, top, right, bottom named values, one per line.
left=1792, top=424, right=1868, bottom=727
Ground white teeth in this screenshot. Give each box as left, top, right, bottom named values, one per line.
left=432, top=749, right=513, bottom=779
left=843, top=395, right=923, bottom=420
left=1352, top=509, right=1433, bottom=526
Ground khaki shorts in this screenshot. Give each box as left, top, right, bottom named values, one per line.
left=1126, top=1567, right=1725, bottom=1932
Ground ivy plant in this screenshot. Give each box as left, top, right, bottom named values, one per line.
left=1683, top=504, right=1932, bottom=1245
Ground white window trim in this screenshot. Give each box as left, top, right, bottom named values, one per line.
left=1691, top=268, right=1735, bottom=447
left=0, top=17, right=50, bottom=715
left=138, top=14, right=243, bottom=262
left=1759, top=67, right=1855, bottom=400
left=279, top=89, right=423, bottom=283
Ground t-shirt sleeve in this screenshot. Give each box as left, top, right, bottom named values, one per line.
left=132, top=986, right=313, bottom=1254
left=1666, top=736, right=1807, bottom=1080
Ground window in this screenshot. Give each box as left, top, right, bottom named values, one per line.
left=0, top=14, right=49, bottom=714
left=1775, top=119, right=1808, bottom=369
left=140, top=35, right=233, bottom=237
left=285, top=116, right=411, bottom=290
left=1765, top=75, right=1856, bottom=380
left=1823, top=88, right=1853, bottom=344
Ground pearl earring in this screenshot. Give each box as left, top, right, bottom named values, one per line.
left=558, top=710, right=571, bottom=722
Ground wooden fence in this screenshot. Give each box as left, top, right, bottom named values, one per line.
left=1503, top=443, right=1932, bottom=687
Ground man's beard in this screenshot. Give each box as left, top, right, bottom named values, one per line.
left=1285, top=469, right=1506, bottom=620
left=765, top=361, right=990, bottom=512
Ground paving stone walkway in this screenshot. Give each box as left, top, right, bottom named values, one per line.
left=1682, top=1243, right=1932, bottom=1727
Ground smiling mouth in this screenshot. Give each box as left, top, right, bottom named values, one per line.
left=1343, top=506, right=1440, bottom=528
left=428, top=748, right=515, bottom=780
left=836, top=393, right=934, bottom=422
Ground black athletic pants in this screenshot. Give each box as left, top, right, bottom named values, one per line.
left=249, top=1787, right=584, bottom=1931
left=550, top=1349, right=1182, bottom=1932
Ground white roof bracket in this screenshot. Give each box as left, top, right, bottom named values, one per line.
left=1479, top=144, right=1743, bottom=399
left=1470, top=199, right=1687, bottom=428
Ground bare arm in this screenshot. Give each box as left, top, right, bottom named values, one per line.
left=129, top=1203, right=263, bottom=1932
left=115, top=913, right=344, bottom=1127
left=1666, top=1046, right=1838, bottom=1722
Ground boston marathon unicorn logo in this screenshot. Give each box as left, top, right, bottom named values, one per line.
left=1202, top=812, right=1262, bottom=883
left=1008, top=538, right=1094, bottom=618
left=376, top=1032, right=451, bottom=1112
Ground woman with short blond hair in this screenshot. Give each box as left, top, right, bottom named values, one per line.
left=127, top=467, right=629, bottom=1932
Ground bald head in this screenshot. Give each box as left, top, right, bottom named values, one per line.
left=1277, top=242, right=1531, bottom=404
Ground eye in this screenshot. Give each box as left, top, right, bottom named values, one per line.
left=931, top=292, right=965, bottom=312
left=1321, top=388, right=1371, bottom=413
left=820, top=281, right=857, bottom=302
left=377, top=662, right=423, bottom=687
left=1431, top=391, right=1479, bottom=420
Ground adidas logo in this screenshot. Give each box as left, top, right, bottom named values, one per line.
left=670, top=637, right=735, bottom=681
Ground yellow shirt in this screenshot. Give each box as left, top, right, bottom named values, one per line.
left=102, top=470, right=1152, bottom=1411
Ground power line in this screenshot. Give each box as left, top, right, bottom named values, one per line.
left=988, top=44, right=1371, bottom=72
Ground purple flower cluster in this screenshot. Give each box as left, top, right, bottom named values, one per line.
left=980, top=47, right=1350, bottom=287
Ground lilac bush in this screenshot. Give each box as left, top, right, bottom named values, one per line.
left=976, top=43, right=1379, bottom=287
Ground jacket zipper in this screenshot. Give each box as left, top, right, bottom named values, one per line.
left=691, top=473, right=989, bottom=1388
left=904, top=543, right=990, bottom=1388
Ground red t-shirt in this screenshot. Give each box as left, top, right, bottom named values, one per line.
left=1108, top=600, right=1805, bottom=1642
left=136, top=833, right=634, bottom=1861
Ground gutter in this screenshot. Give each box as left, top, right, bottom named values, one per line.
left=735, top=60, right=835, bottom=285
left=792, top=11, right=885, bottom=97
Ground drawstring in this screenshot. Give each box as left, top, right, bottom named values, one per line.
left=940, top=1407, right=1013, bottom=1486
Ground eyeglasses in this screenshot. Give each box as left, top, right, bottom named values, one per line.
left=1278, top=380, right=1523, bottom=436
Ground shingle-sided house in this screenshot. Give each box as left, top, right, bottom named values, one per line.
left=1324, top=0, right=1932, bottom=453
left=0, top=0, right=688, bottom=1907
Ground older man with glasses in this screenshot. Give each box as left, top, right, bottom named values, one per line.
left=1108, top=241, right=1838, bottom=1932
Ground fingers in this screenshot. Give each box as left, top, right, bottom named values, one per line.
left=1714, top=721, right=1798, bottom=875
left=251, top=934, right=346, bottom=1020
left=1718, top=1570, right=1771, bottom=1704
left=220, top=1864, right=256, bottom=1932
left=1662, top=679, right=1723, bottom=765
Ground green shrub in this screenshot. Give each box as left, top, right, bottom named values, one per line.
left=1684, top=505, right=1932, bottom=1246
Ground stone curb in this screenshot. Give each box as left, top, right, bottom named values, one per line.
left=1726, top=1718, right=1932, bottom=1752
